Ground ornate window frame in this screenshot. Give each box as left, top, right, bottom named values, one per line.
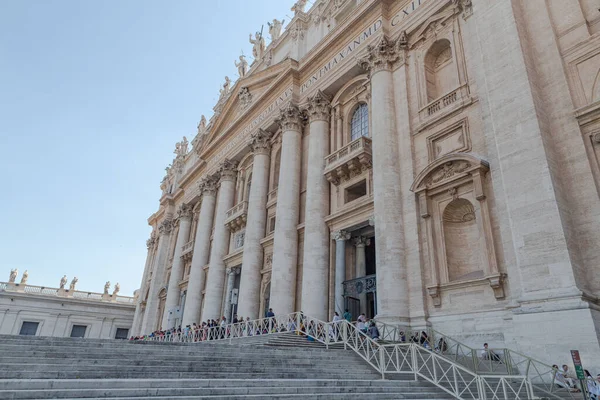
left=411, top=153, right=505, bottom=307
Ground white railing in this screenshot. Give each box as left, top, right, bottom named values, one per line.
left=0, top=282, right=7, bottom=291
left=139, top=312, right=535, bottom=399
left=371, top=319, right=577, bottom=400
left=225, top=201, right=248, bottom=220
left=426, top=87, right=460, bottom=116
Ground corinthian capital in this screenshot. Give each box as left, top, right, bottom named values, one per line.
left=305, top=90, right=331, bottom=122
left=357, top=35, right=402, bottom=75
left=146, top=233, right=157, bottom=249
left=249, top=129, right=273, bottom=156
left=331, top=230, right=351, bottom=241
left=177, top=203, right=193, bottom=221
left=353, top=236, right=371, bottom=247
left=218, top=159, right=238, bottom=182
left=199, top=175, right=219, bottom=197
left=276, top=102, right=304, bottom=132
left=158, top=219, right=173, bottom=235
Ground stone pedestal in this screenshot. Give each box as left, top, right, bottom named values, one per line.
left=202, top=160, right=238, bottom=320
left=181, top=177, right=218, bottom=327
left=270, top=103, right=303, bottom=316
left=237, top=129, right=272, bottom=319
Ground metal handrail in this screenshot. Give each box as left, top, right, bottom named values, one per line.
left=371, top=318, right=576, bottom=399
left=140, top=312, right=537, bottom=399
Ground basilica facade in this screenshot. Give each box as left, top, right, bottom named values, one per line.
left=132, top=0, right=600, bottom=368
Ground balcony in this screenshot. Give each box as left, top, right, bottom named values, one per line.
left=343, top=274, right=376, bottom=298
left=225, top=201, right=248, bottom=231
left=181, top=240, right=194, bottom=257
left=267, top=188, right=278, bottom=206
left=324, top=136, right=372, bottom=185
left=417, top=85, right=472, bottom=131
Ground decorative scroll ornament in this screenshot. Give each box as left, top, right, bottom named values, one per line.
left=452, top=0, right=473, bottom=20
left=276, top=102, right=304, bottom=132
left=218, top=159, right=239, bottom=182
left=146, top=232, right=157, bottom=249
left=249, top=129, right=273, bottom=155
left=593, top=131, right=600, bottom=144
left=158, top=219, right=174, bottom=235
left=305, top=90, right=331, bottom=122
left=428, top=161, right=471, bottom=186
left=177, top=203, right=193, bottom=220
left=357, top=35, right=403, bottom=74
left=199, top=175, right=219, bottom=197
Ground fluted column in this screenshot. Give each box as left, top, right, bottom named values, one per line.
left=161, top=204, right=193, bottom=329
left=358, top=36, right=409, bottom=323
left=181, top=176, right=219, bottom=326
left=333, top=230, right=350, bottom=315
left=270, top=103, right=303, bottom=315
left=301, top=90, right=331, bottom=320
left=140, top=218, right=173, bottom=333
left=224, top=267, right=240, bottom=322
left=237, top=129, right=273, bottom=319
left=202, top=160, right=238, bottom=319
left=354, top=236, right=371, bottom=316
left=131, top=233, right=157, bottom=336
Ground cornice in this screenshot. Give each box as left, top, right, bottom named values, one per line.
left=0, top=291, right=136, bottom=311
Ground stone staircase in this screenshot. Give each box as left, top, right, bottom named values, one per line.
left=0, top=334, right=455, bottom=399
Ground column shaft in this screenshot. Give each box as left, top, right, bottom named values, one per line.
left=359, top=37, right=409, bottom=323
left=162, top=205, right=193, bottom=329
left=131, top=235, right=156, bottom=336
left=238, top=130, right=272, bottom=319
left=301, top=91, right=331, bottom=320
left=333, top=232, right=349, bottom=315
left=354, top=237, right=370, bottom=316
left=181, top=178, right=218, bottom=327
left=140, top=219, right=173, bottom=333
left=223, top=269, right=236, bottom=322
left=270, top=103, right=303, bottom=315
left=202, top=160, right=237, bottom=319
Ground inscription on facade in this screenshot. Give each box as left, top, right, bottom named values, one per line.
left=299, top=0, right=427, bottom=94
left=207, top=87, right=293, bottom=169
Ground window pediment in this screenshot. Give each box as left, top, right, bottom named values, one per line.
left=411, top=153, right=489, bottom=193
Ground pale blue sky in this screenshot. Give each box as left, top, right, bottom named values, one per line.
left=0, top=0, right=295, bottom=295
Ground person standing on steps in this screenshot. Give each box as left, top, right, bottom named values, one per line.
left=343, top=309, right=352, bottom=323
left=266, top=308, right=275, bottom=333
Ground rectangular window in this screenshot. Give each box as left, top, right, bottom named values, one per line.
left=19, top=321, right=39, bottom=336
left=269, top=216, right=276, bottom=233
left=70, top=325, right=87, bottom=338
left=345, top=180, right=367, bottom=203
left=115, top=328, right=129, bottom=340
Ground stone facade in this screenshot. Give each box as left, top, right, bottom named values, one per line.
left=0, top=278, right=135, bottom=339
left=133, top=0, right=600, bottom=370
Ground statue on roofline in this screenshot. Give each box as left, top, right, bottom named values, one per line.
left=249, top=32, right=265, bottom=59
left=268, top=19, right=285, bottom=41
left=59, top=275, right=67, bottom=289
left=9, top=268, right=18, bottom=283
left=235, top=55, right=248, bottom=78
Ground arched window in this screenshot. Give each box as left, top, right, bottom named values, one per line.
left=350, top=103, right=369, bottom=141
left=424, top=39, right=456, bottom=102
left=272, top=148, right=281, bottom=189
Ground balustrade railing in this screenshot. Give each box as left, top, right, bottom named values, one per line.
left=140, top=311, right=536, bottom=399
left=325, top=136, right=372, bottom=167
left=425, top=87, right=461, bottom=117
left=0, top=281, right=134, bottom=304
left=225, top=201, right=248, bottom=220
left=181, top=240, right=194, bottom=255
left=343, top=274, right=376, bottom=297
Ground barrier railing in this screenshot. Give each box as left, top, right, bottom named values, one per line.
left=141, top=313, right=535, bottom=399
left=372, top=319, right=576, bottom=400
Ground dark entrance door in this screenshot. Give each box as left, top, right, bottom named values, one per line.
left=346, top=297, right=360, bottom=321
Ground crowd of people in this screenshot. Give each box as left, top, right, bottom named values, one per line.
left=553, top=364, right=600, bottom=398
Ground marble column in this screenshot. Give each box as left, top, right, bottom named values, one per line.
left=333, top=230, right=350, bottom=315
left=358, top=36, right=409, bottom=324
left=131, top=232, right=157, bottom=336
left=202, top=160, right=238, bottom=320
left=237, top=129, right=273, bottom=319
left=301, top=90, right=332, bottom=321
left=354, top=236, right=370, bottom=316
left=224, top=267, right=240, bottom=322
left=270, top=103, right=303, bottom=315
left=161, top=204, right=193, bottom=329
left=181, top=176, right=219, bottom=327
left=140, top=218, right=173, bottom=333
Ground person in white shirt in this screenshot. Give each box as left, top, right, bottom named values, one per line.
left=356, top=314, right=366, bottom=333
left=480, top=343, right=501, bottom=361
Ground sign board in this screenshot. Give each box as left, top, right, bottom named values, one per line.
left=570, top=350, right=585, bottom=380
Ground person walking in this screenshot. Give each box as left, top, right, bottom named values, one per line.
left=343, top=309, right=352, bottom=323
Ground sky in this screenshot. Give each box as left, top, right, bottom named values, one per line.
left=0, top=0, right=297, bottom=296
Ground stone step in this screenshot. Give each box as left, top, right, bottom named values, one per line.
left=0, top=372, right=383, bottom=380
left=0, top=355, right=363, bottom=364
left=42, top=395, right=454, bottom=400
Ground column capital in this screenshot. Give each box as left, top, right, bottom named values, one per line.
left=199, top=175, right=219, bottom=197
left=304, top=90, right=331, bottom=122
left=158, top=218, right=174, bottom=236
left=227, top=266, right=241, bottom=275
left=176, top=203, right=193, bottom=221
left=276, top=102, right=304, bottom=132
left=249, top=129, right=273, bottom=156
left=353, top=236, right=371, bottom=248
left=357, top=35, right=406, bottom=75
left=331, top=230, right=351, bottom=241
left=218, top=159, right=238, bottom=183
left=146, top=232, right=157, bottom=249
